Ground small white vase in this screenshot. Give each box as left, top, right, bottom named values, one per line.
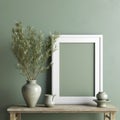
left=22, top=80, right=42, bottom=107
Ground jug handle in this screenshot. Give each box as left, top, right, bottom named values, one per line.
left=52, top=95, right=56, bottom=101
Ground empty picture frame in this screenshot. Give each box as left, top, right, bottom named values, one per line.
left=52, top=35, right=103, bottom=104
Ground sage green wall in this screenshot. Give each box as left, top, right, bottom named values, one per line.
left=0, top=0, right=120, bottom=120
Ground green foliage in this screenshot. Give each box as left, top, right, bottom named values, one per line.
left=12, top=22, right=59, bottom=80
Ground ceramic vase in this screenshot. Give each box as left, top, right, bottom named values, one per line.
left=22, top=80, right=41, bottom=107
left=96, top=91, right=108, bottom=100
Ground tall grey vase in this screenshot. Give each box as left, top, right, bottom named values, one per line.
left=22, top=80, right=41, bottom=107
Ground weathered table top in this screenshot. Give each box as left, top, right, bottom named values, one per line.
left=7, top=104, right=118, bottom=113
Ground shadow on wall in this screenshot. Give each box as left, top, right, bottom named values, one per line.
left=22, top=113, right=103, bottom=120
left=46, top=68, right=52, bottom=94
left=0, top=90, right=11, bottom=120
left=0, top=44, right=21, bottom=119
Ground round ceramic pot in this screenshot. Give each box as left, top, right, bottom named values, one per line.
left=22, top=80, right=41, bottom=107
left=96, top=91, right=108, bottom=100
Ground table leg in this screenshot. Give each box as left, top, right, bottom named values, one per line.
left=104, top=112, right=116, bottom=120
left=10, top=112, right=21, bottom=120
left=110, top=112, right=116, bottom=120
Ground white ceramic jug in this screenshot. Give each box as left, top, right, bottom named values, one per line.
left=44, top=94, right=55, bottom=107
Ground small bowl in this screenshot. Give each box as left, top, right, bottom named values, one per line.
left=93, top=99, right=110, bottom=108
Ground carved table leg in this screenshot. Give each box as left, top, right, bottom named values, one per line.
left=104, top=112, right=116, bottom=120
left=10, top=112, right=21, bottom=120
left=110, top=112, right=116, bottom=120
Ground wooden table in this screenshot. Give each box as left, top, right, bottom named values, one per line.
left=7, top=104, right=118, bottom=120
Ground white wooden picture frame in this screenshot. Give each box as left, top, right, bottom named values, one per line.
left=52, top=35, right=103, bottom=104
